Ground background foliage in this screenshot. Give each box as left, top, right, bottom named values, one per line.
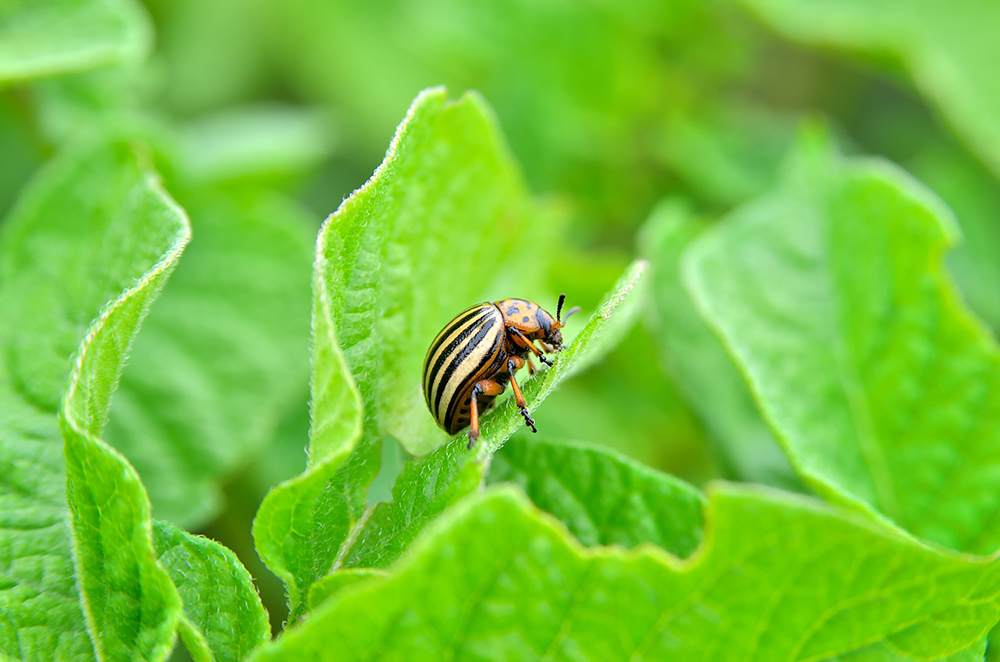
left=3, top=0, right=1000, bottom=660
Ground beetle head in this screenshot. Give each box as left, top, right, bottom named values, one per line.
left=544, top=293, right=580, bottom=349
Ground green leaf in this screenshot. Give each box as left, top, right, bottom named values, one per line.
left=252, top=87, right=531, bottom=622
left=177, top=105, right=335, bottom=187
left=641, top=200, right=802, bottom=489
left=104, top=191, right=314, bottom=526
left=251, top=485, right=1000, bottom=661
left=230, top=0, right=745, bottom=225
left=57, top=140, right=189, bottom=661
left=153, top=521, right=270, bottom=662
left=831, top=637, right=986, bottom=661
left=307, top=568, right=385, bottom=612
left=476, top=259, right=648, bottom=448
left=488, top=436, right=704, bottom=555
left=0, top=0, right=151, bottom=82
left=908, top=142, right=1000, bottom=331
left=0, top=140, right=184, bottom=660
left=657, top=103, right=795, bottom=209
left=741, top=0, right=1000, bottom=182
left=335, top=260, right=647, bottom=571
left=685, top=135, right=1000, bottom=554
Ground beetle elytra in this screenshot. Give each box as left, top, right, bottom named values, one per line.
left=422, top=294, right=579, bottom=448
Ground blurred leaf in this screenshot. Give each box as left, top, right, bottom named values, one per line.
left=178, top=104, right=335, bottom=187
left=686, top=133, right=1000, bottom=553
left=338, top=261, right=647, bottom=571
left=29, top=67, right=148, bottom=144
left=256, top=0, right=748, bottom=225
left=0, top=139, right=184, bottom=660
left=252, top=87, right=531, bottom=622
left=907, top=142, right=1000, bottom=331
left=251, top=486, right=1000, bottom=661
left=104, top=191, right=314, bottom=526
left=742, top=0, right=1000, bottom=182
left=658, top=103, right=796, bottom=209
left=142, top=0, right=272, bottom=115
left=537, top=323, right=716, bottom=483
left=0, top=0, right=151, bottom=81
left=488, top=436, right=704, bottom=555
left=307, top=568, right=385, bottom=611
left=833, top=639, right=987, bottom=661
left=153, top=521, right=270, bottom=662
left=0, top=91, right=43, bottom=218
left=642, top=200, right=802, bottom=489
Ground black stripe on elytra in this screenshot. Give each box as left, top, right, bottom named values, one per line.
left=433, top=314, right=502, bottom=420
left=443, top=340, right=507, bottom=428
left=423, top=306, right=489, bottom=393
left=425, top=308, right=493, bottom=407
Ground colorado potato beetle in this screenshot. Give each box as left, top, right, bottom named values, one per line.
left=422, top=294, right=580, bottom=448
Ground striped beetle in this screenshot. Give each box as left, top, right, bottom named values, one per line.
left=422, top=294, right=580, bottom=448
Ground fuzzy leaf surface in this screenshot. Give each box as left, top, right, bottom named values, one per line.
left=153, top=521, right=270, bottom=662
left=686, top=141, right=1000, bottom=554
left=104, top=191, right=313, bottom=526
left=488, top=436, right=703, bottom=555
left=252, top=486, right=1000, bottom=661
left=0, top=140, right=183, bottom=661
left=252, top=87, right=530, bottom=621
left=338, top=261, right=647, bottom=571
left=57, top=140, right=190, bottom=661
left=642, top=200, right=800, bottom=488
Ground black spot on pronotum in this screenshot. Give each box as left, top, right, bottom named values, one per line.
left=506, top=306, right=520, bottom=316
left=521, top=316, right=530, bottom=323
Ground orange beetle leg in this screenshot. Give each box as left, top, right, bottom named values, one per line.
left=526, top=354, right=537, bottom=375
left=509, top=327, right=552, bottom=366
left=506, top=356, right=537, bottom=433
left=468, top=378, right=505, bottom=449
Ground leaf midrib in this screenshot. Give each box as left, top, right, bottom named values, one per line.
left=819, top=193, right=900, bottom=522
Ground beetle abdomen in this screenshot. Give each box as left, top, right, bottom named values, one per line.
left=422, top=303, right=506, bottom=431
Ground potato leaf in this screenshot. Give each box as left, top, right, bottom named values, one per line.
left=252, top=87, right=530, bottom=621
left=686, top=133, right=1000, bottom=554
left=336, top=261, right=647, bottom=571
left=0, top=0, right=151, bottom=81
left=252, top=485, right=1000, bottom=661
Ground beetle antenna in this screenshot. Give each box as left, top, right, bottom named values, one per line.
left=556, top=293, right=566, bottom=321
left=563, top=306, right=581, bottom=322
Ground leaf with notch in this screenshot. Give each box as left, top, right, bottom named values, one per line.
left=487, top=435, right=703, bottom=555
left=104, top=191, right=314, bottom=527
left=252, top=87, right=530, bottom=622
left=0, top=139, right=184, bottom=661
left=56, top=140, right=189, bottom=661
left=686, top=134, right=1000, bottom=554
left=251, top=485, right=1000, bottom=661
left=641, top=199, right=801, bottom=489
left=336, top=260, right=647, bottom=571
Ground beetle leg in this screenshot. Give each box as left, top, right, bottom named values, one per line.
left=508, top=327, right=551, bottom=365
left=526, top=354, right=536, bottom=375
left=538, top=340, right=554, bottom=354
left=468, top=379, right=505, bottom=448
left=506, top=356, right=537, bottom=433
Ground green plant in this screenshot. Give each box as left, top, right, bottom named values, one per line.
left=5, top=1, right=1000, bottom=661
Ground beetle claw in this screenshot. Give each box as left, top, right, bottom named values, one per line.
left=521, top=409, right=537, bottom=432
left=539, top=354, right=553, bottom=367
